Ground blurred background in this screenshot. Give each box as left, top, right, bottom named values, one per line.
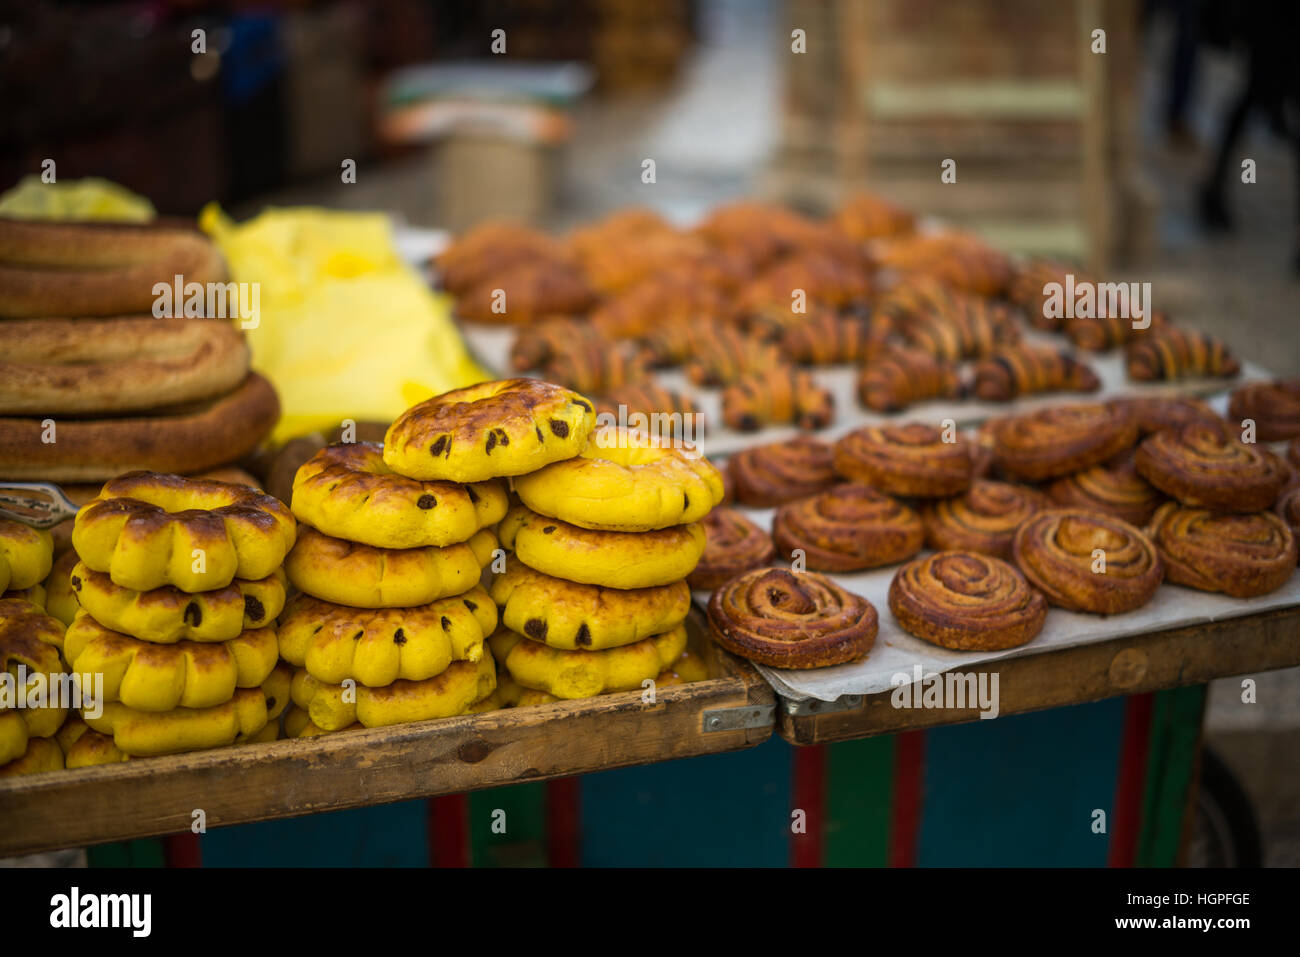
left=2, top=0, right=1296, bottom=863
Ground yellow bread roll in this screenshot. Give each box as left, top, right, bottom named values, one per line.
left=291, top=442, right=508, bottom=548
left=286, top=526, right=496, bottom=608
left=289, top=650, right=496, bottom=730
left=498, top=504, right=704, bottom=589
left=81, top=663, right=290, bottom=757
left=72, top=472, right=296, bottom=591
left=513, top=425, right=724, bottom=531
left=65, top=611, right=279, bottom=711
left=277, top=585, right=496, bottom=686
left=41, top=550, right=79, bottom=627
left=0, top=518, right=53, bottom=592
left=0, top=598, right=69, bottom=762
left=384, top=378, right=596, bottom=482
left=70, top=562, right=285, bottom=644
left=489, top=623, right=687, bottom=699
left=490, top=563, right=690, bottom=650
left=0, top=735, right=64, bottom=776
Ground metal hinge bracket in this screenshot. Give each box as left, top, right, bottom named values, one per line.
left=702, top=704, right=776, bottom=732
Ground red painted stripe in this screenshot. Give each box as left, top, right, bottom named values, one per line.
left=429, top=795, right=470, bottom=868
left=888, top=731, right=926, bottom=867
left=1109, top=692, right=1154, bottom=868
left=163, top=832, right=201, bottom=868
left=790, top=744, right=826, bottom=867
left=546, top=778, right=581, bottom=867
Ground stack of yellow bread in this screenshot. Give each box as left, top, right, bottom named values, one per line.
left=56, top=473, right=296, bottom=764
left=279, top=395, right=515, bottom=736
left=488, top=404, right=723, bottom=704
left=0, top=583, right=69, bottom=776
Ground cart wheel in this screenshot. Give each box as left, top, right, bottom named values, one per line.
left=1185, top=747, right=1262, bottom=867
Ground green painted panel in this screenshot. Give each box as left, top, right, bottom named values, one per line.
left=87, top=839, right=165, bottom=868
left=824, top=735, right=895, bottom=867
left=1137, top=685, right=1207, bottom=867
left=469, top=783, right=547, bottom=868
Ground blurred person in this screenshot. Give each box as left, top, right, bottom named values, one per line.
left=1197, top=0, right=1300, bottom=271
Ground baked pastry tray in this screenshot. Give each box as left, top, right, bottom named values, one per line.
left=696, top=505, right=1300, bottom=703
left=457, top=321, right=1274, bottom=459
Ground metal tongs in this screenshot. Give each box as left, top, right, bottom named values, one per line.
left=0, top=482, right=81, bottom=529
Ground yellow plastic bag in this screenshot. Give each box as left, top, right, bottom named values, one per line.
left=200, top=204, right=487, bottom=443
left=0, top=175, right=156, bottom=222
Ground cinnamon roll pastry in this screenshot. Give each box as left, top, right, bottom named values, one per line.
left=707, top=568, right=877, bottom=669
left=773, top=484, right=924, bottom=572
left=1227, top=380, right=1300, bottom=441
left=831, top=192, right=916, bottom=241
left=1012, top=509, right=1163, bottom=614
left=833, top=423, right=972, bottom=497
left=1126, top=327, right=1240, bottom=381
left=780, top=310, right=890, bottom=365
left=722, top=367, right=833, bottom=432
left=1065, top=310, right=1165, bottom=352
left=727, top=437, right=838, bottom=507
left=969, top=424, right=997, bottom=480
left=1109, top=395, right=1221, bottom=436
left=972, top=345, right=1101, bottom=401
left=1047, top=455, right=1165, bottom=526
left=991, top=404, right=1138, bottom=482
left=541, top=338, right=653, bottom=395
left=857, top=347, right=965, bottom=413
left=1005, top=259, right=1089, bottom=331
left=687, top=508, right=776, bottom=590
left=888, top=551, right=1047, bottom=651
left=900, top=294, right=1020, bottom=360
left=1276, top=486, right=1300, bottom=556
left=685, top=327, right=782, bottom=387
left=923, top=480, right=1049, bottom=560
left=1135, top=423, right=1289, bottom=512
left=1148, top=502, right=1297, bottom=597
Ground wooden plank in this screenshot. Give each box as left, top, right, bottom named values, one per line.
left=778, top=606, right=1300, bottom=746
left=0, top=642, right=773, bottom=858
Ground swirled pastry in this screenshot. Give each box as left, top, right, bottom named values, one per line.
left=833, top=423, right=972, bottom=497
left=1148, top=503, right=1296, bottom=597
left=971, top=345, right=1100, bottom=401
left=1012, top=509, right=1163, bottom=614
left=721, top=367, right=834, bottom=432
left=888, top=552, right=1047, bottom=650
left=591, top=275, right=735, bottom=340
left=857, top=347, right=964, bottom=413
left=455, top=261, right=595, bottom=325
left=1134, top=423, right=1289, bottom=512
left=1126, top=327, right=1240, bottom=381
left=991, top=404, right=1138, bottom=482
left=1276, top=486, right=1300, bottom=554
left=773, top=484, right=923, bottom=572
left=707, top=568, right=877, bottom=669
left=509, top=317, right=602, bottom=372
left=1047, top=454, right=1165, bottom=526
left=687, top=508, right=776, bottom=590
left=727, top=437, right=838, bottom=507
left=922, top=480, right=1049, bottom=560
left=1227, top=380, right=1300, bottom=441
left=1109, top=395, right=1221, bottom=436
left=685, top=327, right=782, bottom=386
